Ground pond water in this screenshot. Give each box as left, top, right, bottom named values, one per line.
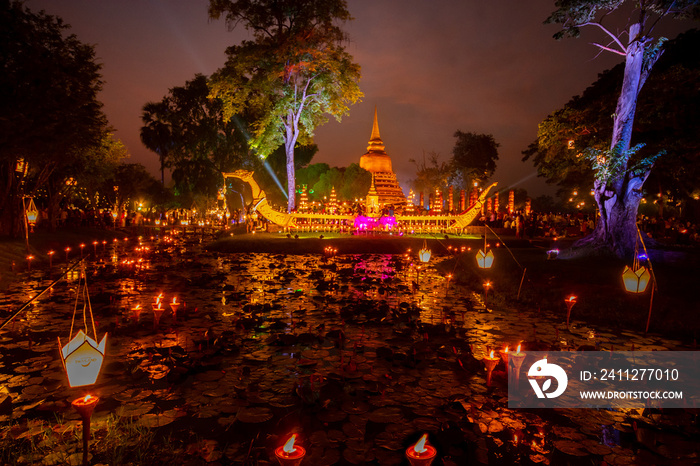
left=0, top=232, right=696, bottom=465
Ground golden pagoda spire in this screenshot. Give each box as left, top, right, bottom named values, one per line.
left=366, top=106, right=386, bottom=153
left=368, top=174, right=378, bottom=196
left=366, top=173, right=380, bottom=212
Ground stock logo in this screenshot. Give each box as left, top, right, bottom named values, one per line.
left=527, top=358, right=568, bottom=398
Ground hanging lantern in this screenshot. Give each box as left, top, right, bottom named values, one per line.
left=622, top=265, right=650, bottom=293
left=476, top=249, right=494, bottom=268
left=418, top=241, right=431, bottom=263
left=58, top=268, right=107, bottom=387
left=25, top=197, right=39, bottom=229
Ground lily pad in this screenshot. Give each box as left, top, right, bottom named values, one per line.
left=236, top=406, right=273, bottom=423
left=367, top=406, right=404, bottom=423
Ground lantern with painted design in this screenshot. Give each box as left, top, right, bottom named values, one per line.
left=59, top=267, right=107, bottom=387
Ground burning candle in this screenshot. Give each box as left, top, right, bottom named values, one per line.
left=170, top=297, right=180, bottom=321
left=131, top=304, right=142, bottom=322
left=72, top=394, right=99, bottom=411
left=499, top=345, right=510, bottom=370
left=406, top=433, right=437, bottom=466
left=483, top=281, right=492, bottom=308
left=510, top=344, right=526, bottom=388
left=483, top=350, right=500, bottom=387
left=65, top=247, right=71, bottom=263
left=71, top=394, right=100, bottom=466
left=565, top=295, right=577, bottom=328
left=153, top=303, right=165, bottom=330
left=274, top=434, right=306, bottom=466
left=48, top=250, right=54, bottom=268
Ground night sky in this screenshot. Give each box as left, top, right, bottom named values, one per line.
left=26, top=0, right=695, bottom=197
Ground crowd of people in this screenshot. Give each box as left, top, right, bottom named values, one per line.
left=478, top=210, right=698, bottom=244
left=36, top=203, right=699, bottom=245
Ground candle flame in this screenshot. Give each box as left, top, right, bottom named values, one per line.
left=134, top=305, right=141, bottom=310
left=517, top=344, right=521, bottom=353
left=567, top=295, right=577, bottom=302
left=283, top=434, right=297, bottom=454
left=489, top=350, right=495, bottom=359
left=414, top=434, right=428, bottom=454
left=514, top=434, right=518, bottom=443
left=172, top=297, right=178, bottom=304
left=83, top=394, right=93, bottom=402
left=505, top=346, right=509, bottom=353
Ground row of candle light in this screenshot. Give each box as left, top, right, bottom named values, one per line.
left=483, top=344, right=526, bottom=387
left=22, top=236, right=158, bottom=270
left=275, top=433, right=437, bottom=465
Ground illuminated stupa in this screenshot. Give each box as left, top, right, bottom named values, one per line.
left=359, top=108, right=407, bottom=207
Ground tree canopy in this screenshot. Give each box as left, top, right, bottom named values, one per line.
left=140, top=74, right=256, bottom=200
left=1, top=0, right=109, bottom=235
left=208, top=0, right=363, bottom=212
left=451, top=131, right=500, bottom=187
left=409, top=151, right=452, bottom=199
left=524, top=29, right=700, bottom=212
left=541, top=0, right=699, bottom=258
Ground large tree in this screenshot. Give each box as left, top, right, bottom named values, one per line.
left=451, top=131, right=500, bottom=188
left=140, top=74, right=255, bottom=199
left=524, top=29, right=700, bottom=216
left=409, top=151, right=452, bottom=199
left=0, top=0, right=108, bottom=236
left=140, top=101, right=172, bottom=186
left=208, top=0, right=363, bottom=212
left=544, top=0, right=699, bottom=258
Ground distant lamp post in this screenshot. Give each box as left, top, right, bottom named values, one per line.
left=22, top=196, right=39, bottom=253
left=25, top=197, right=38, bottom=232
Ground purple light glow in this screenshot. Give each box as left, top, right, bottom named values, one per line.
left=353, top=215, right=397, bottom=231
